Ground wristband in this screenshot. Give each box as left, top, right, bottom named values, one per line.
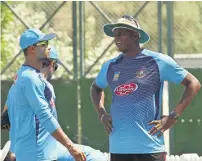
left=169, top=111, right=180, bottom=120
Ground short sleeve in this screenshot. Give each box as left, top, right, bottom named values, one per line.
left=95, top=61, right=110, bottom=89
left=159, top=55, right=188, bottom=84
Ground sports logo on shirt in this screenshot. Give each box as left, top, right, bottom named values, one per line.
left=136, top=67, right=146, bottom=78
left=113, top=71, right=120, bottom=82
left=114, top=82, right=138, bottom=96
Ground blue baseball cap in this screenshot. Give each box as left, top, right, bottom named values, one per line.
left=49, top=46, right=58, bottom=60
left=49, top=46, right=61, bottom=65
left=20, top=28, right=56, bottom=49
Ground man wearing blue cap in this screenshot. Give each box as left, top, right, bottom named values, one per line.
left=90, top=15, right=201, bottom=161
left=5, top=29, right=86, bottom=161
left=3, top=46, right=108, bottom=161
left=40, top=46, right=109, bottom=161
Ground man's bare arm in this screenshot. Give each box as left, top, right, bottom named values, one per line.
left=90, top=81, right=113, bottom=134
left=149, top=72, right=201, bottom=136
left=174, top=72, right=201, bottom=115
left=52, top=128, right=86, bottom=161
left=52, top=128, right=73, bottom=149
left=90, top=81, right=106, bottom=120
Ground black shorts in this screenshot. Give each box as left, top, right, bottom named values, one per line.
left=110, top=152, right=166, bottom=161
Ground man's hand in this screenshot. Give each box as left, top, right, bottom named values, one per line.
left=148, top=115, right=177, bottom=137
left=100, top=114, right=113, bottom=135
left=69, top=145, right=86, bottom=161
left=52, top=128, right=86, bottom=161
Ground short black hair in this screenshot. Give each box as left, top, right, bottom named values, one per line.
left=23, top=48, right=28, bottom=56
left=23, top=44, right=36, bottom=56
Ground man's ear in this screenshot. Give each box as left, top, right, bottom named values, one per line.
left=28, top=46, right=36, bottom=55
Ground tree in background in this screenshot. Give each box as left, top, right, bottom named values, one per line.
left=1, top=2, right=14, bottom=70
left=1, top=1, right=202, bottom=80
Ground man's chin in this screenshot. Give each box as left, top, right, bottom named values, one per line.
left=117, top=47, right=123, bottom=52
left=118, top=48, right=126, bottom=53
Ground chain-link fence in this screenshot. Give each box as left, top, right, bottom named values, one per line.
left=172, top=2, right=202, bottom=68
left=173, top=2, right=202, bottom=54
left=1, top=1, right=201, bottom=80
left=84, top=1, right=160, bottom=78
left=1, top=1, right=73, bottom=80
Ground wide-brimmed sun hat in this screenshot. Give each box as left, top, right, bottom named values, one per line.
left=103, top=15, right=150, bottom=44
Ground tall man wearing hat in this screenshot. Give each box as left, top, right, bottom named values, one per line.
left=90, top=15, right=201, bottom=161
left=5, top=28, right=86, bottom=161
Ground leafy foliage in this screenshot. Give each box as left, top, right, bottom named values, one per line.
left=1, top=2, right=14, bottom=70
left=1, top=2, right=201, bottom=79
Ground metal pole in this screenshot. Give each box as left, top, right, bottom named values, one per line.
left=79, top=1, right=85, bottom=78
left=158, top=1, right=162, bottom=53
left=78, top=1, right=85, bottom=145
left=72, top=1, right=82, bottom=144
left=72, top=1, right=78, bottom=80
left=167, top=1, right=174, bottom=155
left=167, top=2, right=174, bottom=58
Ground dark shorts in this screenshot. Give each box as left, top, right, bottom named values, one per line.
left=111, top=152, right=166, bottom=161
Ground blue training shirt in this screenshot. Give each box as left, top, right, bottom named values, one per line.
left=7, top=65, right=109, bottom=161
left=7, top=65, right=60, bottom=161
left=95, top=49, right=187, bottom=154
